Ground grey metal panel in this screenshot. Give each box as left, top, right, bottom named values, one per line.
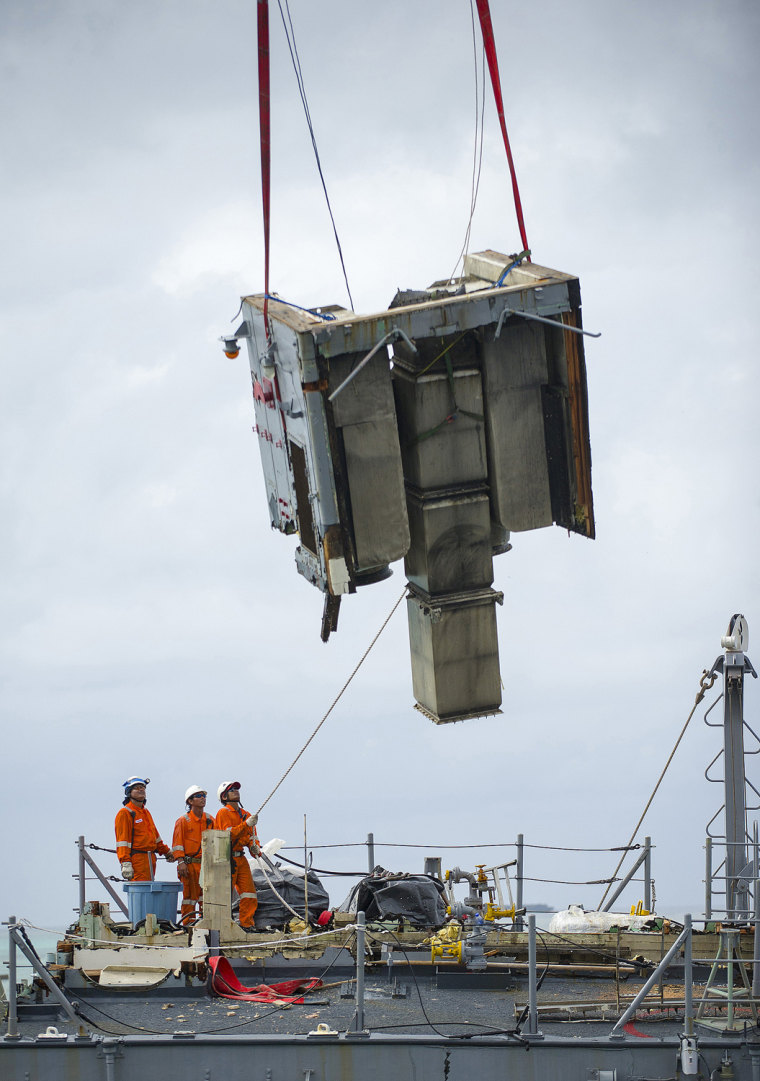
left=0, top=1034, right=721, bottom=1081
left=404, top=489, right=493, bottom=596
left=327, top=352, right=410, bottom=570
left=342, top=421, right=410, bottom=569
left=393, top=367, right=487, bottom=489
left=407, top=588, right=503, bottom=723
left=481, top=322, right=553, bottom=532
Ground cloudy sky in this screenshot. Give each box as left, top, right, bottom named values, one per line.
left=2, top=0, right=759, bottom=929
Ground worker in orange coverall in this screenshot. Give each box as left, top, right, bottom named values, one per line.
left=172, top=785, right=215, bottom=925
left=214, top=781, right=260, bottom=930
left=115, top=777, right=174, bottom=882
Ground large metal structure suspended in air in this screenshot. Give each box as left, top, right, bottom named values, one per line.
left=225, top=250, right=595, bottom=722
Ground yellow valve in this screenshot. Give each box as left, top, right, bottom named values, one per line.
left=475, top=864, right=488, bottom=884
left=431, top=940, right=462, bottom=964
left=484, top=902, right=516, bottom=922
left=428, top=920, right=462, bottom=961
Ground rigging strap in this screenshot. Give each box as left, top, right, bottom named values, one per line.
left=257, top=0, right=272, bottom=339
left=474, top=0, right=530, bottom=258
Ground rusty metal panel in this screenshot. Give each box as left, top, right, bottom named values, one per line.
left=561, top=311, right=595, bottom=538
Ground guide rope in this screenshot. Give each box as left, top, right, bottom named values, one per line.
left=255, top=588, right=407, bottom=815
left=597, top=668, right=719, bottom=909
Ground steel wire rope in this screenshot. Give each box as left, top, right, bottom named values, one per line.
left=276, top=0, right=354, bottom=310
left=364, top=927, right=515, bottom=1041
left=366, top=927, right=529, bottom=1042
left=255, top=588, right=407, bottom=815
left=281, top=840, right=640, bottom=851
left=597, top=669, right=719, bottom=910
left=255, top=855, right=311, bottom=924
left=448, top=0, right=486, bottom=284
left=531, top=921, right=657, bottom=971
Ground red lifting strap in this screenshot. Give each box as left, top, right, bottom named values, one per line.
left=257, top=0, right=272, bottom=336
left=474, top=0, right=530, bottom=259
left=208, top=955, right=322, bottom=1003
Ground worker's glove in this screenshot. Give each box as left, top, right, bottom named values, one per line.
left=245, top=813, right=258, bottom=829
left=164, top=853, right=176, bottom=863
left=121, top=862, right=134, bottom=881
left=177, top=861, right=189, bottom=880
left=249, top=843, right=261, bottom=858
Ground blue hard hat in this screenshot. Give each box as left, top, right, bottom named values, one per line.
left=123, top=776, right=150, bottom=790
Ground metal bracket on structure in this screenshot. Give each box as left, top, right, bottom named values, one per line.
left=328, top=327, right=417, bottom=402
left=494, top=305, right=601, bottom=339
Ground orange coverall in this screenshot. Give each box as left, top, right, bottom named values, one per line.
left=115, top=801, right=171, bottom=881
left=214, top=804, right=259, bottom=927
left=172, top=810, right=215, bottom=925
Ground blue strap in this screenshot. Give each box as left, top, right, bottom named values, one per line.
left=264, top=294, right=336, bottom=321
left=495, top=249, right=531, bottom=287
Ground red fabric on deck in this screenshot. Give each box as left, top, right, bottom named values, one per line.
left=208, top=955, right=322, bottom=1003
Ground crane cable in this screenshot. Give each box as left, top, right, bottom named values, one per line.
left=448, top=0, right=487, bottom=284
left=257, top=0, right=355, bottom=332
left=276, top=0, right=354, bottom=310
left=474, top=0, right=530, bottom=258
left=255, top=588, right=408, bottom=817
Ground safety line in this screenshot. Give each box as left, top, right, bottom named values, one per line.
left=597, top=669, right=718, bottom=909
left=256, top=588, right=408, bottom=815
left=474, top=0, right=530, bottom=257
left=20, top=917, right=350, bottom=951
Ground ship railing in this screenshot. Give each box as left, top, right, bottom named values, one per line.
left=74, top=835, right=129, bottom=919
left=705, top=828, right=759, bottom=923
left=73, top=828, right=655, bottom=925
left=2, top=916, right=88, bottom=1039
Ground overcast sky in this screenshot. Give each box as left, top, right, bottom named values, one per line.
left=2, top=0, right=759, bottom=929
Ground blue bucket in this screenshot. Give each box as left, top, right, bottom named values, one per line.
left=122, top=882, right=182, bottom=925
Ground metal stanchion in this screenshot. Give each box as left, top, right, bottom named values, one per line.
left=4, top=916, right=20, bottom=1039
left=350, top=911, right=368, bottom=1035
left=683, top=914, right=694, bottom=1034
left=525, top=914, right=541, bottom=1037
left=77, top=836, right=86, bottom=916
left=515, top=834, right=524, bottom=932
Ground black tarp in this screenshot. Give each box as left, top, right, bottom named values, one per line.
left=246, top=864, right=330, bottom=928
left=339, top=867, right=447, bottom=928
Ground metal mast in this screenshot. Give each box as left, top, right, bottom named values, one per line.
left=707, top=614, right=757, bottom=918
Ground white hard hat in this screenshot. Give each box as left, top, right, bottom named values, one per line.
left=217, top=780, right=241, bottom=801
left=123, top=776, right=149, bottom=791
left=184, top=785, right=207, bottom=803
